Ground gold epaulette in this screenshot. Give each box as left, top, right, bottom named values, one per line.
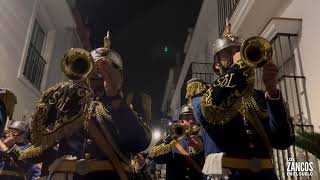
left=148, top=140, right=176, bottom=158
left=0, top=88, right=17, bottom=120
left=185, top=78, right=208, bottom=99
left=240, top=95, right=269, bottom=119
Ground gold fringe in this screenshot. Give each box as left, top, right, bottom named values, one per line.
left=0, top=89, right=17, bottom=120
left=148, top=140, right=176, bottom=158
left=19, top=145, right=48, bottom=160
left=185, top=80, right=207, bottom=99
left=29, top=81, right=92, bottom=151
left=201, top=86, right=252, bottom=125
left=95, top=101, right=112, bottom=122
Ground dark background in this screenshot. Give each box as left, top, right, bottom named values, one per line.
left=78, top=0, right=202, bottom=128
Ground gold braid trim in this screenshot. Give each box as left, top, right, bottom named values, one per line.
left=186, top=81, right=207, bottom=99
left=19, top=145, right=48, bottom=160
left=234, top=59, right=247, bottom=69
left=239, top=96, right=266, bottom=121
left=39, top=82, right=68, bottom=102
left=200, top=67, right=255, bottom=125
left=95, top=102, right=112, bottom=122
left=148, top=140, right=176, bottom=158
left=25, top=81, right=92, bottom=158
left=201, top=86, right=251, bottom=125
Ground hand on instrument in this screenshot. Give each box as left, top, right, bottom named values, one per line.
left=263, top=61, right=279, bottom=98
left=96, top=59, right=122, bottom=97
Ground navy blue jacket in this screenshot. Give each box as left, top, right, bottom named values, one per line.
left=150, top=136, right=204, bottom=180
left=0, top=143, right=41, bottom=180
left=192, top=89, right=294, bottom=179
left=5, top=81, right=151, bottom=180
left=40, top=100, right=151, bottom=179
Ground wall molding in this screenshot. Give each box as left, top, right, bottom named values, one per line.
left=230, top=0, right=255, bottom=34
left=259, top=17, right=302, bottom=41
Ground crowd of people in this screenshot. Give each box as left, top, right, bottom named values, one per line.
left=0, top=22, right=294, bottom=180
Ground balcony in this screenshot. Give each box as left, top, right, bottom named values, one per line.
left=218, top=0, right=292, bottom=38
left=217, top=0, right=240, bottom=35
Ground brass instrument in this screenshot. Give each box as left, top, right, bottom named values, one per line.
left=60, top=48, right=94, bottom=80
left=240, top=36, right=272, bottom=68
left=170, top=123, right=200, bottom=139
left=170, top=123, right=185, bottom=139
left=60, top=31, right=123, bottom=81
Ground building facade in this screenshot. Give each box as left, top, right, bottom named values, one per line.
left=0, top=0, right=89, bottom=124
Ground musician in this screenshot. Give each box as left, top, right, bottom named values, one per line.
left=148, top=104, right=204, bottom=180
left=129, top=152, right=155, bottom=180
left=0, top=121, right=42, bottom=180
left=1, top=33, right=151, bottom=180
left=188, top=21, right=294, bottom=179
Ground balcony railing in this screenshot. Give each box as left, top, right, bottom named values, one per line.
left=255, top=33, right=319, bottom=180
left=23, top=43, right=46, bottom=89
left=217, top=0, right=240, bottom=36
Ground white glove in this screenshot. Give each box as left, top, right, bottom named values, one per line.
left=202, top=153, right=231, bottom=179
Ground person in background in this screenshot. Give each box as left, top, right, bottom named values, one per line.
left=149, top=104, right=204, bottom=180
left=0, top=120, right=41, bottom=179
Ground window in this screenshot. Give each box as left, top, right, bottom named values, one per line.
left=23, top=20, right=46, bottom=89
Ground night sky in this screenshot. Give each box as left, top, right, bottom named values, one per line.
left=77, top=0, right=202, bottom=128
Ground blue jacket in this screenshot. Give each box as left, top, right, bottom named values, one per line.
left=192, top=89, right=294, bottom=180
left=0, top=143, right=41, bottom=180
left=189, top=62, right=294, bottom=179
left=150, top=136, right=204, bottom=180
left=192, top=90, right=294, bottom=158
left=34, top=100, right=151, bottom=179
left=3, top=82, right=151, bottom=180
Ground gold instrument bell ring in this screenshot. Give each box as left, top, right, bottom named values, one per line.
left=61, top=48, right=94, bottom=80
left=240, top=36, right=273, bottom=68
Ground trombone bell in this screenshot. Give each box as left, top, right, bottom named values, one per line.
left=240, top=36, right=273, bottom=68
left=61, top=48, right=94, bottom=80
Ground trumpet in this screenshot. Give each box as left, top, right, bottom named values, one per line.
left=60, top=48, right=94, bottom=80
left=169, top=123, right=200, bottom=139
left=240, top=36, right=272, bottom=68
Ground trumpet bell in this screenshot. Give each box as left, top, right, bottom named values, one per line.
left=61, top=48, right=94, bottom=80
left=240, top=36, right=272, bottom=68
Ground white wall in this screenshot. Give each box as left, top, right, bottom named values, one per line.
left=0, top=0, right=39, bottom=121
left=0, top=0, right=80, bottom=123
left=281, top=0, right=320, bottom=132
left=46, top=29, right=79, bottom=88
left=170, top=0, right=219, bottom=114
